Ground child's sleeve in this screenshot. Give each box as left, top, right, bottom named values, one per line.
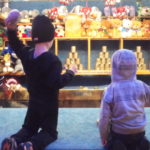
left=7, top=29, right=29, bottom=61
left=99, top=85, right=113, bottom=144
left=143, top=82, right=150, bottom=106
left=46, top=60, right=75, bottom=89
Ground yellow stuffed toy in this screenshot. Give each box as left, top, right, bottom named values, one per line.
left=100, top=19, right=112, bottom=37
left=110, top=19, right=122, bottom=38
left=86, top=20, right=101, bottom=37
left=131, top=20, right=142, bottom=37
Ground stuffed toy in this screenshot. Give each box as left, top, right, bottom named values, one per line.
left=141, top=20, right=150, bottom=37
left=0, top=56, right=4, bottom=73
left=18, top=25, right=26, bottom=38
left=0, top=37, right=3, bottom=48
left=81, top=27, right=87, bottom=37
left=57, top=6, right=68, bottom=21
left=29, top=9, right=40, bottom=18
left=20, top=10, right=30, bottom=23
left=105, top=0, right=116, bottom=6
left=2, top=78, right=21, bottom=100
left=100, top=19, right=112, bottom=37
left=82, top=20, right=91, bottom=36
left=0, top=25, right=5, bottom=37
left=1, top=6, right=11, bottom=20
left=3, top=53, right=14, bottom=73
left=1, top=46, right=14, bottom=57
left=70, top=5, right=86, bottom=23
left=81, top=7, right=92, bottom=18
left=49, top=6, right=68, bottom=22
left=112, top=6, right=130, bottom=19
left=0, top=24, right=6, bottom=47
left=0, top=77, right=29, bottom=101
left=0, top=15, right=5, bottom=27
left=5, top=78, right=21, bottom=93
left=89, top=7, right=102, bottom=21
left=71, top=5, right=83, bottom=14
left=65, top=13, right=82, bottom=37
left=49, top=7, right=58, bottom=20
left=14, top=59, right=24, bottom=73
left=104, top=0, right=121, bottom=6
left=120, top=19, right=132, bottom=38
left=55, top=25, right=65, bottom=37
left=131, top=20, right=142, bottom=37
left=59, top=0, right=69, bottom=5
left=24, top=25, right=32, bottom=37
left=86, top=20, right=101, bottom=37
left=42, top=9, right=49, bottom=17
left=110, top=19, right=122, bottom=38
left=59, top=0, right=74, bottom=5
left=138, top=7, right=150, bottom=16
left=2, top=47, right=23, bottom=73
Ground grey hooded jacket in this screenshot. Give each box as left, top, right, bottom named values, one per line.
left=99, top=49, right=150, bottom=142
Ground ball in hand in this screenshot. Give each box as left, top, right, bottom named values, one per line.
left=6, top=9, right=20, bottom=25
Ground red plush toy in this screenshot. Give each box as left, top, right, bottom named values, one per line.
left=81, top=7, right=92, bottom=17
left=112, top=6, right=130, bottom=18
left=59, top=0, right=74, bottom=5
left=1, top=78, right=21, bottom=100
left=49, top=7, right=58, bottom=20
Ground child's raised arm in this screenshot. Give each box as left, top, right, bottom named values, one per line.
left=6, top=10, right=29, bottom=61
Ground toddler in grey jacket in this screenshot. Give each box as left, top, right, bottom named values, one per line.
left=99, top=49, right=150, bottom=150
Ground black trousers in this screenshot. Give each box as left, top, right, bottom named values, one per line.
left=105, top=130, right=149, bottom=150
left=11, top=102, right=58, bottom=150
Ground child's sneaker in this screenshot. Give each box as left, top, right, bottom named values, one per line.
left=18, top=142, right=33, bottom=150
left=1, top=138, right=17, bottom=150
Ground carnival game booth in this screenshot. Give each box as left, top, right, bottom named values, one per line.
left=0, top=0, right=150, bottom=107
left=0, top=0, right=150, bottom=149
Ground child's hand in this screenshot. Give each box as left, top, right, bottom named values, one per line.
left=5, top=9, right=20, bottom=30
left=69, top=64, right=78, bottom=74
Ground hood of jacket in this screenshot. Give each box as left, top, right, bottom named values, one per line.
left=111, top=49, right=137, bottom=82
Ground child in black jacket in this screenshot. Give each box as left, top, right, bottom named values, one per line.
left=1, top=10, right=77, bottom=150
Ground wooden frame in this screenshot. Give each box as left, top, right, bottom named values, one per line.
left=2, top=37, right=150, bottom=75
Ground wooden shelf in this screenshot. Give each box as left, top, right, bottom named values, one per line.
left=137, top=16, right=150, bottom=19
left=4, top=37, right=150, bottom=42
left=91, top=37, right=120, bottom=40
left=18, top=23, right=32, bottom=26
left=55, top=37, right=89, bottom=40
left=0, top=72, right=25, bottom=76
left=20, top=38, right=32, bottom=41
left=76, top=70, right=150, bottom=75
left=123, top=37, right=150, bottom=40
left=56, top=37, right=121, bottom=40
left=2, top=36, right=150, bottom=76
left=76, top=70, right=111, bottom=75
left=18, top=22, right=65, bottom=26
left=1, top=70, right=150, bottom=76
left=137, top=70, right=150, bottom=75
